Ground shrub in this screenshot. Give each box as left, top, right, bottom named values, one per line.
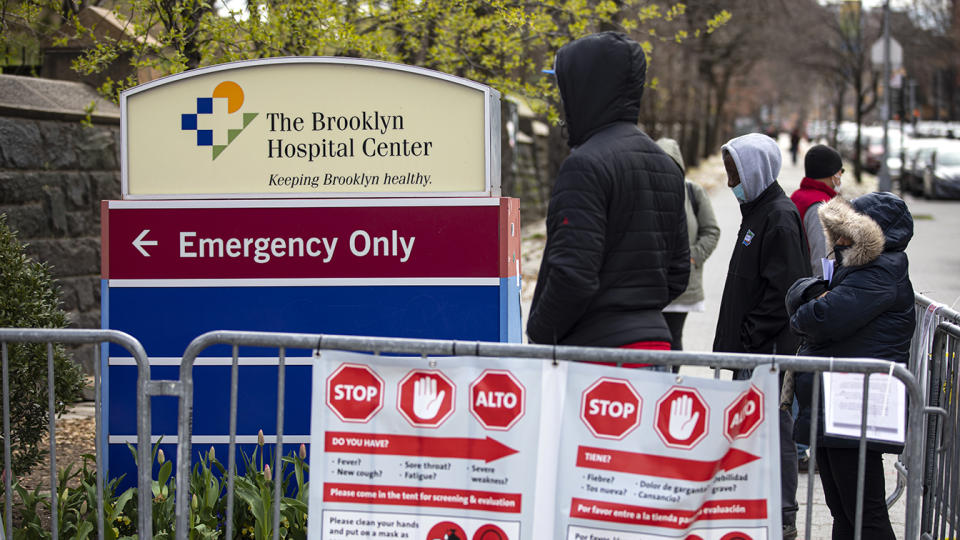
left=0, top=214, right=86, bottom=476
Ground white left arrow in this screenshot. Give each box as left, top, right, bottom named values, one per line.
left=133, top=229, right=158, bottom=257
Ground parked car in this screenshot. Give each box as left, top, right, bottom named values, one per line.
left=904, top=138, right=953, bottom=195
left=836, top=122, right=860, bottom=160
left=922, top=140, right=960, bottom=199
left=861, top=127, right=901, bottom=174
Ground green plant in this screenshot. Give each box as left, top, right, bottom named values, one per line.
left=2, top=431, right=310, bottom=537
left=3, top=454, right=136, bottom=540
left=0, top=214, right=86, bottom=476
left=233, top=437, right=309, bottom=539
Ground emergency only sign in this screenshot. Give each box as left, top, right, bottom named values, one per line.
left=309, top=353, right=781, bottom=539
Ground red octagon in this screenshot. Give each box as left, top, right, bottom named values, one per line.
left=325, top=363, right=385, bottom=423
left=654, top=386, right=709, bottom=449
left=397, top=370, right=456, bottom=428
left=580, top=377, right=642, bottom=440
left=724, top=384, right=765, bottom=442
left=470, top=370, right=526, bottom=430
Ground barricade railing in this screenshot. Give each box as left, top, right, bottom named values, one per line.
left=167, top=330, right=941, bottom=540
left=921, top=321, right=960, bottom=539
left=0, top=328, right=152, bottom=540
left=913, top=293, right=960, bottom=402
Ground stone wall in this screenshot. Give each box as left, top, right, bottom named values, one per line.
left=0, top=74, right=121, bottom=373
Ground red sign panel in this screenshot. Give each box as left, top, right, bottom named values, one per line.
left=469, top=370, right=526, bottom=431
left=102, top=201, right=510, bottom=279
left=654, top=386, right=709, bottom=450
left=724, top=385, right=765, bottom=442
left=397, top=370, right=456, bottom=428
left=325, top=363, right=385, bottom=423
left=580, top=378, right=642, bottom=440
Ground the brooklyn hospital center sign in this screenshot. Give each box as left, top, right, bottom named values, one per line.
left=121, top=57, right=501, bottom=198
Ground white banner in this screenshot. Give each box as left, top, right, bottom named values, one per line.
left=555, top=365, right=781, bottom=539
left=309, top=353, right=780, bottom=540
left=309, top=351, right=548, bottom=539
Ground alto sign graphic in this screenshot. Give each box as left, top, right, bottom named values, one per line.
left=469, top=370, right=526, bottom=430
left=121, top=57, right=500, bottom=198
left=580, top=377, right=642, bottom=440
left=724, top=385, right=765, bottom=442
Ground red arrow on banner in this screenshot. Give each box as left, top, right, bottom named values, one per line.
left=325, top=431, right=519, bottom=463
left=576, top=445, right=760, bottom=482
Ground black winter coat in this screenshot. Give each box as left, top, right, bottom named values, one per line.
left=787, top=193, right=915, bottom=454
left=527, top=32, right=689, bottom=346
left=712, top=182, right=810, bottom=355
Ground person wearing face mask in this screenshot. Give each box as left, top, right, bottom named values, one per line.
left=713, top=133, right=810, bottom=540
left=786, top=192, right=914, bottom=540
left=790, top=144, right=844, bottom=277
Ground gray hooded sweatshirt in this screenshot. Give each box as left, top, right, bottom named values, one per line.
left=721, top=133, right=781, bottom=202
left=713, top=133, right=811, bottom=355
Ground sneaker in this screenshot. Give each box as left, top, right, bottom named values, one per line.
left=798, top=450, right=818, bottom=473
left=783, top=524, right=798, bottom=540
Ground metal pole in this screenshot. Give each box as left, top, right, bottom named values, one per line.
left=879, top=0, right=892, bottom=191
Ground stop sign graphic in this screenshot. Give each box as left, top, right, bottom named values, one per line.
left=655, top=386, right=709, bottom=449
left=397, top=370, right=456, bottom=428
left=724, top=384, right=765, bottom=441
left=325, top=363, right=385, bottom=423
left=580, top=377, right=642, bottom=440
left=470, top=370, right=526, bottom=430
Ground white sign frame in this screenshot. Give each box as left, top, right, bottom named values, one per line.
left=120, top=57, right=501, bottom=200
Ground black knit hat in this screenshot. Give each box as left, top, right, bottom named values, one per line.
left=804, top=144, right=843, bottom=179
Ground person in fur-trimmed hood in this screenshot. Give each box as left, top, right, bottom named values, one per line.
left=786, top=191, right=915, bottom=540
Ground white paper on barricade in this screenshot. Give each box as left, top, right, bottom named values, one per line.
left=822, top=372, right=906, bottom=444
left=554, top=365, right=781, bottom=540
left=309, top=350, right=547, bottom=540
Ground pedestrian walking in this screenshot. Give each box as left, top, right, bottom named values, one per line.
left=790, top=125, right=803, bottom=165
left=787, top=192, right=914, bottom=540
left=527, top=32, right=689, bottom=355
left=656, top=138, right=721, bottom=359
left=712, top=132, right=809, bottom=540
left=791, top=144, right=843, bottom=277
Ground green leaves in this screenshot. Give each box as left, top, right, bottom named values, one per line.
left=0, top=215, right=86, bottom=477
left=4, top=436, right=311, bottom=536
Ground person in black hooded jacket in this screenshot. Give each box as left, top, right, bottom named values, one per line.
left=527, top=32, right=689, bottom=349
left=787, top=192, right=915, bottom=540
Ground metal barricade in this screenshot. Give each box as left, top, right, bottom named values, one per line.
left=0, top=328, right=153, bottom=540
left=921, top=321, right=960, bottom=539
left=165, top=330, right=937, bottom=540
left=882, top=294, right=960, bottom=510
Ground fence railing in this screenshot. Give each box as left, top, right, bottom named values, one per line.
left=921, top=321, right=960, bottom=539
left=3, top=292, right=958, bottom=538
left=169, top=330, right=937, bottom=540
left=0, top=328, right=152, bottom=540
